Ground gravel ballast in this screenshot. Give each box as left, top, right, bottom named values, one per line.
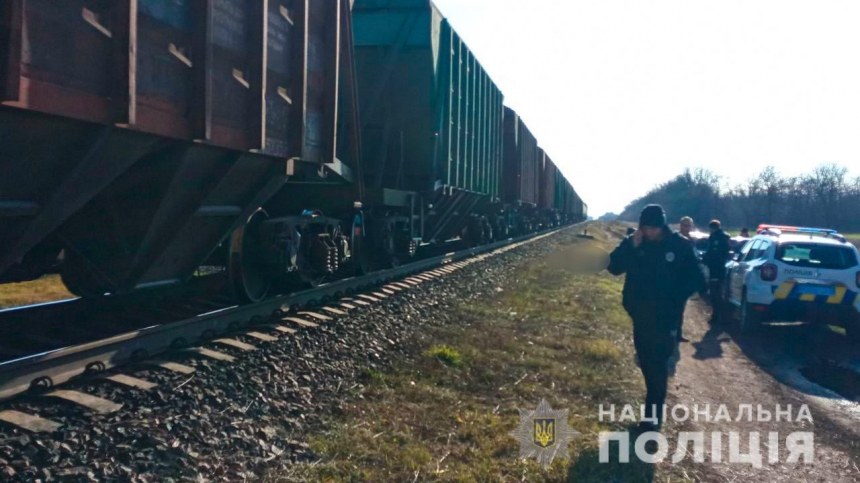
left=0, top=228, right=578, bottom=482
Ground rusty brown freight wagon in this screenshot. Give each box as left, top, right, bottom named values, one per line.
left=502, top=107, right=539, bottom=208
left=0, top=0, right=359, bottom=300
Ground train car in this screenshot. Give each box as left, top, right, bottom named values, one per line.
left=500, top=107, right=541, bottom=234
left=554, top=169, right=579, bottom=223
left=574, top=197, right=588, bottom=222
left=0, top=0, right=362, bottom=301
left=0, top=0, right=586, bottom=303
left=502, top=107, right=539, bottom=207
left=536, top=153, right=560, bottom=228
left=352, top=0, right=504, bottom=250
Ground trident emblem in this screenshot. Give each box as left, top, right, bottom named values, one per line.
left=534, top=418, right=556, bottom=448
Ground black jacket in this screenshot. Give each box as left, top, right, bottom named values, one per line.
left=704, top=229, right=731, bottom=280
left=607, top=229, right=704, bottom=330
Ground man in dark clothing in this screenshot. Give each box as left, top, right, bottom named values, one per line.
left=703, top=220, right=731, bottom=321
left=607, top=205, right=704, bottom=431
left=676, top=216, right=698, bottom=342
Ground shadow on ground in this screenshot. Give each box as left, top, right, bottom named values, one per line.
left=692, top=323, right=731, bottom=361
left=567, top=439, right=655, bottom=483
left=699, top=307, right=859, bottom=402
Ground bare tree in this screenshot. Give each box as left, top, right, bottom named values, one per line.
left=619, top=164, right=860, bottom=232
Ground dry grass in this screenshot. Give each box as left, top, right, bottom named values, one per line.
left=0, top=275, right=73, bottom=309
left=282, top=224, right=694, bottom=482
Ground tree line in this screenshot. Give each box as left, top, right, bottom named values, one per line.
left=619, top=164, right=860, bottom=233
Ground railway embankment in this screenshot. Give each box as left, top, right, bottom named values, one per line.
left=0, top=227, right=580, bottom=482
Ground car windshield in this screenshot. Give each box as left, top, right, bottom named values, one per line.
left=776, top=243, right=859, bottom=270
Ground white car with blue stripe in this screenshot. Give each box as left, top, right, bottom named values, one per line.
left=723, top=225, right=860, bottom=341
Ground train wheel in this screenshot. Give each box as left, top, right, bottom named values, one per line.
left=382, top=228, right=403, bottom=268
left=349, top=212, right=372, bottom=275
left=229, top=210, right=272, bottom=304
left=61, top=250, right=112, bottom=298
left=352, top=234, right=376, bottom=275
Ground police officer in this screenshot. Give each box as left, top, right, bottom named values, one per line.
left=679, top=217, right=695, bottom=241
left=676, top=216, right=700, bottom=342
left=704, top=220, right=731, bottom=321
left=607, top=205, right=704, bottom=431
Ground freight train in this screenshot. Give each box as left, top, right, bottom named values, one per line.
left=0, top=0, right=586, bottom=304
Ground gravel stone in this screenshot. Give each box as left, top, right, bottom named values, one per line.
left=0, top=230, right=576, bottom=481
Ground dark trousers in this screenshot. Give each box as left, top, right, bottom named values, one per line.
left=676, top=306, right=686, bottom=340
left=632, top=316, right=678, bottom=428
left=708, top=279, right=724, bottom=321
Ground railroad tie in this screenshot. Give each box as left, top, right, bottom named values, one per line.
left=282, top=317, right=319, bottom=328
left=266, top=325, right=298, bottom=335
left=147, top=361, right=196, bottom=375
left=44, top=390, right=123, bottom=414
left=184, top=347, right=237, bottom=363
left=246, top=331, right=278, bottom=342
left=383, top=284, right=403, bottom=292
left=339, top=303, right=357, bottom=310
left=103, top=374, right=157, bottom=391
left=321, top=307, right=347, bottom=316
left=344, top=298, right=371, bottom=307
left=371, top=292, right=388, bottom=299
left=0, top=410, right=63, bottom=433
left=214, top=338, right=257, bottom=351
left=298, top=311, right=332, bottom=321
left=380, top=288, right=396, bottom=295
left=356, top=294, right=379, bottom=303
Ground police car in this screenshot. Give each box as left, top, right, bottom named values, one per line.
left=722, top=225, right=860, bottom=341
left=687, top=230, right=709, bottom=260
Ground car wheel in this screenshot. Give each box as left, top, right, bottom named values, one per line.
left=739, top=291, right=762, bottom=334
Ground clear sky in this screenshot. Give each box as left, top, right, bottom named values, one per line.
left=432, top=0, right=860, bottom=217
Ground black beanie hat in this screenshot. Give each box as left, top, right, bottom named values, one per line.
left=639, top=204, right=667, bottom=228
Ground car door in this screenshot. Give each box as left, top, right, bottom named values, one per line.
left=730, top=239, right=759, bottom=304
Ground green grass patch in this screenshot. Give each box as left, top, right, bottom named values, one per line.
left=283, top=224, right=693, bottom=482
left=0, top=275, right=73, bottom=309
left=424, top=345, right=464, bottom=368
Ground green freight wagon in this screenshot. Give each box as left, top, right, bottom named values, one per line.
left=352, top=0, right=504, bottom=245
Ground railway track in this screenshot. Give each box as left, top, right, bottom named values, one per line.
left=0, top=228, right=566, bottom=431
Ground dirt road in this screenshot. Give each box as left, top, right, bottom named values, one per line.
left=667, top=299, right=860, bottom=482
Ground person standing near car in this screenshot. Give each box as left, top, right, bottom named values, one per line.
left=704, top=220, right=731, bottom=321
left=606, top=205, right=704, bottom=431
left=679, top=217, right=695, bottom=241
left=676, top=216, right=698, bottom=342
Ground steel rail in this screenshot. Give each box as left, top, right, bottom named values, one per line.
left=0, top=227, right=566, bottom=401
